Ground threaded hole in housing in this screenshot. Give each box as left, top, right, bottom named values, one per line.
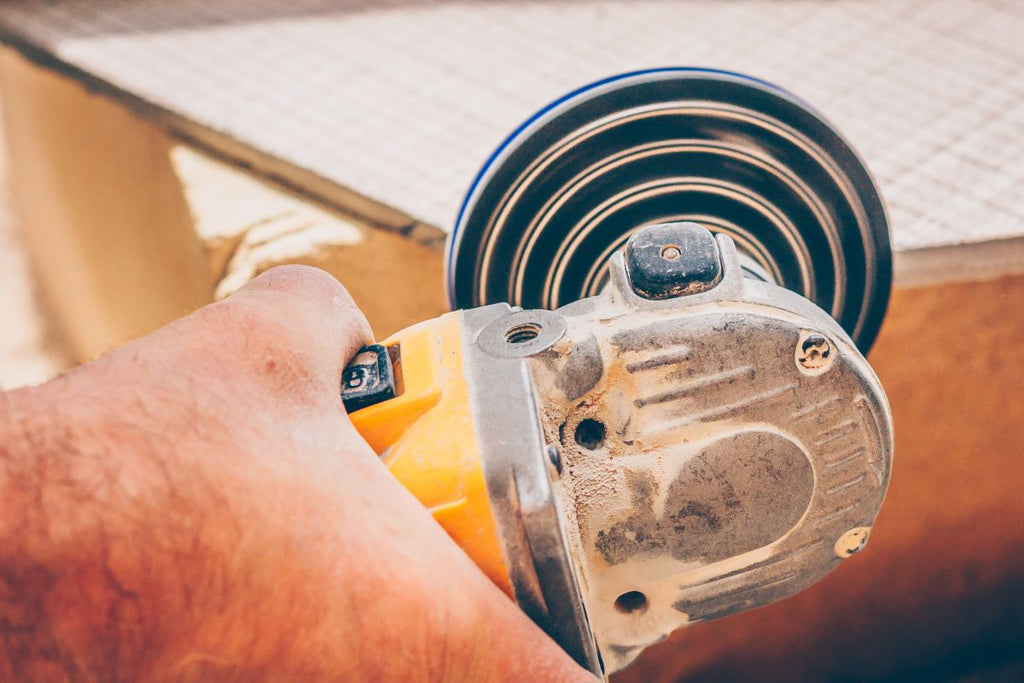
left=574, top=419, right=605, bottom=450
left=615, top=591, right=648, bottom=614
left=505, top=322, right=541, bottom=344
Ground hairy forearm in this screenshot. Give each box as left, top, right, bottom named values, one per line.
left=0, top=380, right=283, bottom=680
left=0, top=384, right=333, bottom=680
left=0, top=376, right=194, bottom=680
left=0, top=374, right=437, bottom=681
left=1, top=379, right=130, bottom=679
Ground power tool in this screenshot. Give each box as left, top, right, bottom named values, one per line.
left=340, top=69, right=893, bottom=677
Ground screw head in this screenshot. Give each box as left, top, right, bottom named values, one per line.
left=834, top=527, right=871, bottom=558
left=797, top=333, right=833, bottom=371
left=660, top=245, right=681, bottom=260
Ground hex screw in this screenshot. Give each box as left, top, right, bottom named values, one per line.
left=798, top=333, right=833, bottom=370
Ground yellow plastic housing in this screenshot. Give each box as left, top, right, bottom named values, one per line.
left=348, top=311, right=512, bottom=595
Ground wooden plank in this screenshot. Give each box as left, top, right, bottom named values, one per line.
left=173, top=145, right=447, bottom=342
left=0, top=46, right=212, bottom=361
left=0, top=49, right=446, bottom=362
left=0, top=83, right=66, bottom=388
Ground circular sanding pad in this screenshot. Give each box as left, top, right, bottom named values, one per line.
left=448, top=68, right=891, bottom=350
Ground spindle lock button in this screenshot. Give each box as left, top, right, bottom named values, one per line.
left=624, top=222, right=723, bottom=300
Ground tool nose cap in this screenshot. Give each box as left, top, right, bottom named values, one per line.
left=624, top=222, right=723, bottom=299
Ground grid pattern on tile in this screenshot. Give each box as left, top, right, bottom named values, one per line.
left=0, top=0, right=1021, bottom=252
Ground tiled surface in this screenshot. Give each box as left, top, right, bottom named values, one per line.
left=0, top=0, right=1022, bottom=252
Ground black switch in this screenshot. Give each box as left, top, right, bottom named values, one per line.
left=341, top=344, right=397, bottom=412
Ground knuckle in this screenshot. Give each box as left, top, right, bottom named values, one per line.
left=195, top=298, right=317, bottom=377
left=251, top=265, right=351, bottom=306
left=171, top=265, right=374, bottom=405
left=243, top=265, right=371, bottom=343
left=214, top=301, right=325, bottom=397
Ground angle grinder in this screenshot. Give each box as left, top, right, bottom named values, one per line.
left=341, top=68, right=893, bottom=677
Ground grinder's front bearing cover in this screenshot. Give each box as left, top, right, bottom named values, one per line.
left=448, top=68, right=892, bottom=351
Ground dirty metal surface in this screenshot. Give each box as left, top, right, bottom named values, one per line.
left=0, top=0, right=1022, bottom=275
left=503, top=230, right=893, bottom=672
left=463, top=302, right=601, bottom=675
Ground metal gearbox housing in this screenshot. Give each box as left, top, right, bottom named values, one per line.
left=467, top=227, right=892, bottom=674
left=444, top=67, right=895, bottom=676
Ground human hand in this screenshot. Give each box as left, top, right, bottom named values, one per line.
left=0, top=266, right=593, bottom=681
